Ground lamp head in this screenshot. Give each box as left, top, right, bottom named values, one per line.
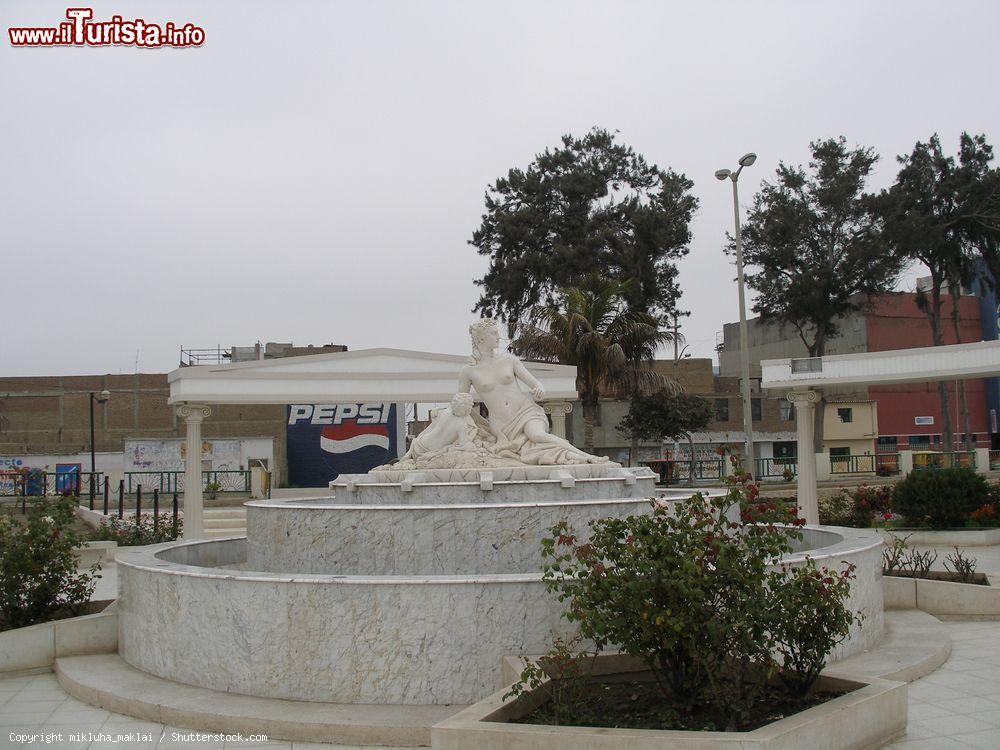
left=98, top=389, right=110, bottom=403
left=714, top=169, right=732, bottom=181
left=739, top=152, right=757, bottom=167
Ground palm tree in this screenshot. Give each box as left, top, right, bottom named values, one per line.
left=512, top=274, right=679, bottom=454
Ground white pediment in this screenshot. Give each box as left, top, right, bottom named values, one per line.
left=168, top=348, right=578, bottom=405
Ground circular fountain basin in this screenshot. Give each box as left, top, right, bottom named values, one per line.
left=116, top=517, right=882, bottom=706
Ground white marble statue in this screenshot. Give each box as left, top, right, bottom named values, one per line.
left=378, top=319, right=608, bottom=473
left=456, top=318, right=607, bottom=466
left=401, top=392, right=482, bottom=460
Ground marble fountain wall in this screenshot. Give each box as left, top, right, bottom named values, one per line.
left=245, top=475, right=660, bottom=575
left=115, top=474, right=884, bottom=706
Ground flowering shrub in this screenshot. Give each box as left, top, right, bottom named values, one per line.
left=768, top=560, right=858, bottom=696
left=0, top=496, right=99, bottom=630
left=728, top=456, right=800, bottom=526
left=538, top=486, right=856, bottom=729
left=503, top=634, right=594, bottom=725
left=968, top=503, right=998, bottom=527
left=819, top=485, right=892, bottom=527
left=92, top=514, right=182, bottom=546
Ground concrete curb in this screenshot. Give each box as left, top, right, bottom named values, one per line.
left=884, top=573, right=1000, bottom=616
left=55, top=653, right=457, bottom=747
left=0, top=602, right=117, bottom=675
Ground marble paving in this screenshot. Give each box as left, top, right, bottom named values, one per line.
left=0, top=618, right=996, bottom=749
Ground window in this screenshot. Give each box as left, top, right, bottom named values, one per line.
left=829, top=447, right=850, bottom=457
left=876, top=436, right=898, bottom=453
left=837, top=408, right=853, bottom=423
left=908, top=435, right=931, bottom=449
left=779, top=400, right=794, bottom=421
left=790, top=357, right=822, bottom=373
left=751, top=399, right=762, bottom=422
left=714, top=399, right=729, bottom=421
left=773, top=441, right=797, bottom=459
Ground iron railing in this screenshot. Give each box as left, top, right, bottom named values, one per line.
left=124, top=470, right=250, bottom=493
left=672, top=459, right=726, bottom=482
left=0, top=471, right=105, bottom=497
left=829, top=455, right=876, bottom=474
left=912, top=451, right=976, bottom=470
left=874, top=453, right=901, bottom=476
left=754, top=457, right=797, bottom=479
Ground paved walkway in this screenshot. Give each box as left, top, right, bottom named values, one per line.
left=0, top=618, right=996, bottom=749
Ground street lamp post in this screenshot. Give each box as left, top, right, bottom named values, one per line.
left=89, top=389, right=110, bottom=507
left=716, top=153, right=757, bottom=474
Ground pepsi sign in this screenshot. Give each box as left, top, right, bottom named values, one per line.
left=286, top=403, right=400, bottom=487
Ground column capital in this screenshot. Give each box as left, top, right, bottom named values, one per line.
left=176, top=403, right=212, bottom=422
left=542, top=400, right=574, bottom=416
left=786, top=390, right=821, bottom=405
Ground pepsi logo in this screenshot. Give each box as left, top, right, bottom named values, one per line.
left=288, top=403, right=391, bottom=426
left=320, top=420, right=390, bottom=454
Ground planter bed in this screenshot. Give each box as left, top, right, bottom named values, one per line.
left=885, top=570, right=989, bottom=586
left=884, top=572, right=1000, bottom=616
left=876, top=526, right=1000, bottom=547
left=432, top=655, right=907, bottom=750
left=0, top=601, right=117, bottom=674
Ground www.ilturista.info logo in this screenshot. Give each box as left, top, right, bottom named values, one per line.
left=9, top=8, right=204, bottom=48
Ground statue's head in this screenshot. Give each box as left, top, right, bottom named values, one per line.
left=450, top=392, right=475, bottom=417
left=469, top=318, right=499, bottom=362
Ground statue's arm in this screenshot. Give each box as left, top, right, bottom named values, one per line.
left=458, top=367, right=473, bottom=394
left=512, top=356, right=545, bottom=401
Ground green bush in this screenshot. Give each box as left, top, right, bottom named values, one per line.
left=539, top=484, right=857, bottom=729
left=893, top=468, right=988, bottom=529
left=0, top=496, right=99, bottom=631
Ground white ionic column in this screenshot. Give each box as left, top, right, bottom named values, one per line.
left=543, top=401, right=573, bottom=439
left=176, top=403, right=211, bottom=539
left=787, top=390, right=820, bottom=526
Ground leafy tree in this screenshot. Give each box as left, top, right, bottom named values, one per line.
left=878, top=133, right=1000, bottom=450
left=513, top=275, right=676, bottom=453
left=735, top=137, right=903, bottom=450
left=471, top=128, right=698, bottom=333
left=618, top=390, right=713, bottom=484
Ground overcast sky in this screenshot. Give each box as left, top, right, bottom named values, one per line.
left=2, top=0, right=998, bottom=377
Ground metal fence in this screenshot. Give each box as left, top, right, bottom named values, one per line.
left=124, top=470, right=250, bottom=494
left=0, top=471, right=105, bottom=497
left=830, top=454, right=876, bottom=474
left=912, top=451, right=976, bottom=470
left=874, top=453, right=901, bottom=476
left=672, top=459, right=726, bottom=482
left=754, top=457, right=797, bottom=479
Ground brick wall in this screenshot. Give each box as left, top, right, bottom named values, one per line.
left=0, top=374, right=287, bottom=478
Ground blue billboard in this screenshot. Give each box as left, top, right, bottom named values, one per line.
left=286, top=403, right=401, bottom=487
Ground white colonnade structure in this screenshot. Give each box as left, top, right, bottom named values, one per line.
left=761, top=339, right=1000, bottom=525
left=167, top=348, right=578, bottom=538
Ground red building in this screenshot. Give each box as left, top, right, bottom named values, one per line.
left=865, top=293, right=988, bottom=451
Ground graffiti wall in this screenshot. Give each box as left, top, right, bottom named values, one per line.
left=124, top=439, right=242, bottom=471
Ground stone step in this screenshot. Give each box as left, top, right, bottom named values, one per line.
left=203, top=517, right=246, bottom=528
left=55, top=654, right=460, bottom=746
left=203, top=508, right=247, bottom=517
left=202, top=528, right=246, bottom=539
left=826, top=608, right=951, bottom=684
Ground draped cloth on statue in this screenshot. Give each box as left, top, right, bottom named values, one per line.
left=488, top=400, right=583, bottom=465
